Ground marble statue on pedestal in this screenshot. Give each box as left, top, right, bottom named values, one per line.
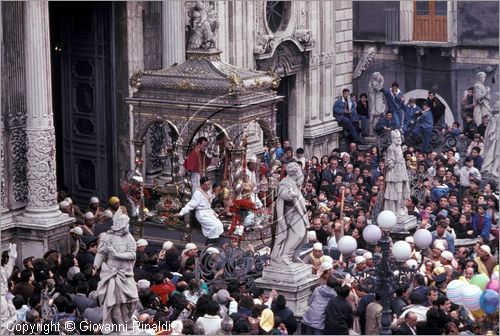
left=94, top=209, right=139, bottom=334
left=368, top=72, right=387, bottom=137
left=270, top=162, right=309, bottom=265
left=481, top=101, right=499, bottom=180
left=383, top=130, right=410, bottom=216
left=1, top=244, right=17, bottom=335
left=473, top=71, right=491, bottom=127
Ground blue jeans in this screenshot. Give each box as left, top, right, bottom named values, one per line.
left=338, top=116, right=361, bottom=142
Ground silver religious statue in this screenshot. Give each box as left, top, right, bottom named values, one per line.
left=270, top=162, right=309, bottom=265
left=383, top=130, right=410, bottom=216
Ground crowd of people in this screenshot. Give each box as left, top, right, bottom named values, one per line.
left=2, top=82, right=499, bottom=335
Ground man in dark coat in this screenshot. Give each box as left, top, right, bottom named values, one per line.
left=324, top=285, right=353, bottom=335
left=395, top=311, right=418, bottom=335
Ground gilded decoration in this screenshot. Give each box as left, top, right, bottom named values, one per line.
left=161, top=80, right=198, bottom=90
left=129, top=71, right=142, bottom=89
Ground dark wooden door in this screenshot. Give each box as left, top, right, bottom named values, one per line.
left=413, top=1, right=447, bottom=42
left=50, top=2, right=114, bottom=208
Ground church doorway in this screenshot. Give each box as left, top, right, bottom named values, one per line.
left=276, top=75, right=296, bottom=143
left=50, top=2, right=116, bottom=207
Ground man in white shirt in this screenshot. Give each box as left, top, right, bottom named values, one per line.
left=177, top=177, right=224, bottom=245
left=454, top=157, right=481, bottom=202
left=196, top=301, right=222, bottom=335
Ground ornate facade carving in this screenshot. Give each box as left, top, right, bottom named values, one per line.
left=9, top=128, right=28, bottom=206
left=254, top=33, right=275, bottom=55
left=25, top=129, right=58, bottom=208
left=293, top=29, right=315, bottom=48
left=255, top=41, right=308, bottom=76
left=310, top=52, right=334, bottom=66
left=186, top=1, right=219, bottom=50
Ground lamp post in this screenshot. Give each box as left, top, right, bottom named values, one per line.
left=338, top=210, right=433, bottom=335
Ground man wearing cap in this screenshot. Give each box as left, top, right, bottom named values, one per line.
left=303, top=242, right=324, bottom=274
left=352, top=256, right=367, bottom=276
left=107, top=196, right=127, bottom=216
left=136, top=239, right=148, bottom=259
left=403, top=97, right=421, bottom=136
left=69, top=226, right=85, bottom=257
left=363, top=252, right=374, bottom=268
left=81, top=212, right=96, bottom=236
left=246, top=156, right=258, bottom=190
left=177, top=177, right=224, bottom=245
left=184, top=136, right=211, bottom=192
left=381, top=81, right=405, bottom=128
left=474, top=244, right=497, bottom=277
left=86, top=197, right=105, bottom=223
left=181, top=243, right=198, bottom=272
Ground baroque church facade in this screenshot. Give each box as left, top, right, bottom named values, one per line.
left=1, top=1, right=352, bottom=258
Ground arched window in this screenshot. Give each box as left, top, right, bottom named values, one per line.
left=265, top=1, right=292, bottom=33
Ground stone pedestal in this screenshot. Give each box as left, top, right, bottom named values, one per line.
left=255, top=263, right=317, bottom=317
left=390, top=215, right=417, bottom=240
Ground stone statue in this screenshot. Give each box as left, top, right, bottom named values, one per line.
left=473, top=71, right=491, bottom=126
left=254, top=32, right=275, bottom=54
left=1, top=244, right=17, bottom=335
left=481, top=101, right=499, bottom=180
left=270, top=162, right=309, bottom=265
left=383, top=130, right=410, bottom=216
left=187, top=1, right=219, bottom=50
left=368, top=72, right=386, bottom=137
left=94, top=209, right=139, bottom=334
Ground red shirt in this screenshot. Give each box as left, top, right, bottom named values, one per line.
left=184, top=147, right=210, bottom=174
left=150, top=282, right=175, bottom=305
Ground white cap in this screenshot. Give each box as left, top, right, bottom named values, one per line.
left=247, top=156, right=257, bottom=163
left=163, top=241, right=174, bottom=250
left=405, top=237, right=414, bottom=244
left=90, top=197, right=99, bottom=204
left=137, top=279, right=151, bottom=290
left=441, top=250, right=454, bottom=261
left=480, top=244, right=492, bottom=255
left=363, top=252, right=373, bottom=260
left=84, top=212, right=95, bottom=220
left=59, top=201, right=70, bottom=208
left=321, top=255, right=334, bottom=264
left=136, top=239, right=148, bottom=247
left=433, top=241, right=446, bottom=251
left=69, top=226, right=83, bottom=235
left=206, top=247, right=220, bottom=255
left=355, top=256, right=366, bottom=265
left=185, top=243, right=197, bottom=251
left=321, top=262, right=333, bottom=272
left=307, top=230, right=317, bottom=241
left=313, top=242, right=323, bottom=251
left=103, top=209, right=114, bottom=219
left=64, top=197, right=73, bottom=205
left=253, top=298, right=263, bottom=305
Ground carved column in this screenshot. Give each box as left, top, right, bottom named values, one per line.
left=22, top=1, right=60, bottom=219
left=0, top=2, right=5, bottom=212
left=162, top=0, right=185, bottom=68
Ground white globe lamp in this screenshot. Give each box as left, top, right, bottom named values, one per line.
left=392, top=241, right=412, bottom=261
left=377, top=210, right=397, bottom=230
left=338, top=236, right=358, bottom=256
left=413, top=229, right=433, bottom=250
left=362, top=224, right=382, bottom=243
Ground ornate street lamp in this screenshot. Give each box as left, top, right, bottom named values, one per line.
left=338, top=210, right=433, bottom=335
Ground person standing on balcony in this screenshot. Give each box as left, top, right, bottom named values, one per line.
left=184, top=136, right=211, bottom=192
left=381, top=81, right=405, bottom=129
